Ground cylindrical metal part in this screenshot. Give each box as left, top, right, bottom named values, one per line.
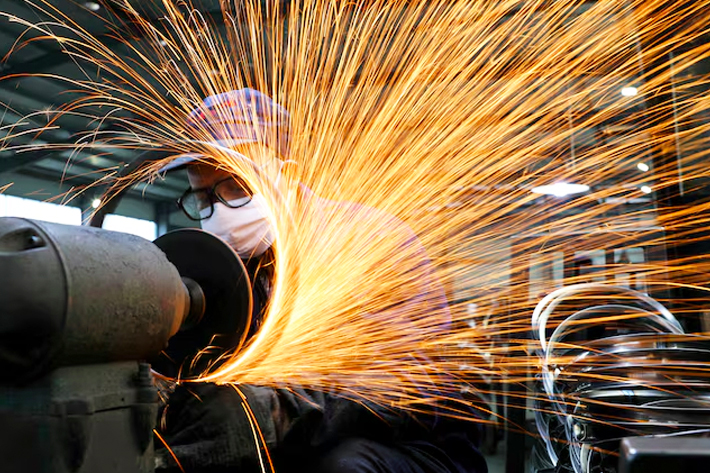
left=0, top=217, right=189, bottom=382
left=181, top=277, right=206, bottom=330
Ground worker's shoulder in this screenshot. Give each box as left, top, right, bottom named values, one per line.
left=330, top=197, right=418, bottom=242
left=299, top=184, right=423, bottom=250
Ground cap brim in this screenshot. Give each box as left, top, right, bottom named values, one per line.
left=159, top=154, right=200, bottom=172
left=158, top=139, right=258, bottom=173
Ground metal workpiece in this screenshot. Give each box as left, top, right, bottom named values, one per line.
left=0, top=217, right=189, bottom=382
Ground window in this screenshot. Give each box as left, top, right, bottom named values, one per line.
left=0, top=194, right=81, bottom=225
left=103, top=214, right=157, bottom=241
left=0, top=194, right=157, bottom=240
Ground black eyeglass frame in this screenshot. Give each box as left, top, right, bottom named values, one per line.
left=177, top=177, right=253, bottom=221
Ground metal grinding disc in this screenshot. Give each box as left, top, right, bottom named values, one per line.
left=151, top=229, right=253, bottom=378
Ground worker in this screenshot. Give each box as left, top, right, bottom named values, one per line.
left=155, top=89, right=488, bottom=473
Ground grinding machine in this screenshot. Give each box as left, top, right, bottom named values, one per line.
left=0, top=216, right=253, bottom=473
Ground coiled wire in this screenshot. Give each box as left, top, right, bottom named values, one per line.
left=530, top=284, right=710, bottom=473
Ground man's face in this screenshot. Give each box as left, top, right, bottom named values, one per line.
left=182, top=148, right=278, bottom=259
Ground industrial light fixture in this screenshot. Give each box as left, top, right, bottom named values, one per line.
left=621, top=86, right=638, bottom=97
left=84, top=2, right=101, bottom=11
left=91, top=198, right=102, bottom=209
left=640, top=185, right=652, bottom=194
left=531, top=182, right=590, bottom=197
left=637, top=162, right=649, bottom=172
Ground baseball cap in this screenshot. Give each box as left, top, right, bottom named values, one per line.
left=161, top=88, right=290, bottom=172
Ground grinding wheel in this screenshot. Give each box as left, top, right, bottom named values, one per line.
left=151, top=229, right=253, bottom=378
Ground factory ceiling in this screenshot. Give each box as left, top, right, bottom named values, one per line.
left=0, top=0, right=211, bottom=205
left=0, top=1, right=700, bottom=219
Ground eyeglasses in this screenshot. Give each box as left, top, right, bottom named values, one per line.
left=177, top=177, right=253, bottom=221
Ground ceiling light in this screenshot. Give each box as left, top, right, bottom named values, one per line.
left=531, top=182, right=590, bottom=197
left=621, top=86, right=638, bottom=97
left=637, top=162, right=649, bottom=172
left=640, top=185, right=652, bottom=194
left=158, top=39, right=168, bottom=47
left=91, top=198, right=102, bottom=209
left=84, top=2, right=101, bottom=11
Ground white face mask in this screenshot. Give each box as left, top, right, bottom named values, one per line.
left=201, top=194, right=275, bottom=259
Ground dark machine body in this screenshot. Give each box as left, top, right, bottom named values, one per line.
left=0, top=217, right=251, bottom=473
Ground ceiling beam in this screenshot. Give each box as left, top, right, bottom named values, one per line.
left=0, top=149, right=52, bottom=173
left=13, top=157, right=180, bottom=203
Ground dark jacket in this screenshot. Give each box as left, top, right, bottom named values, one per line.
left=156, top=382, right=487, bottom=473
left=155, top=187, right=487, bottom=473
